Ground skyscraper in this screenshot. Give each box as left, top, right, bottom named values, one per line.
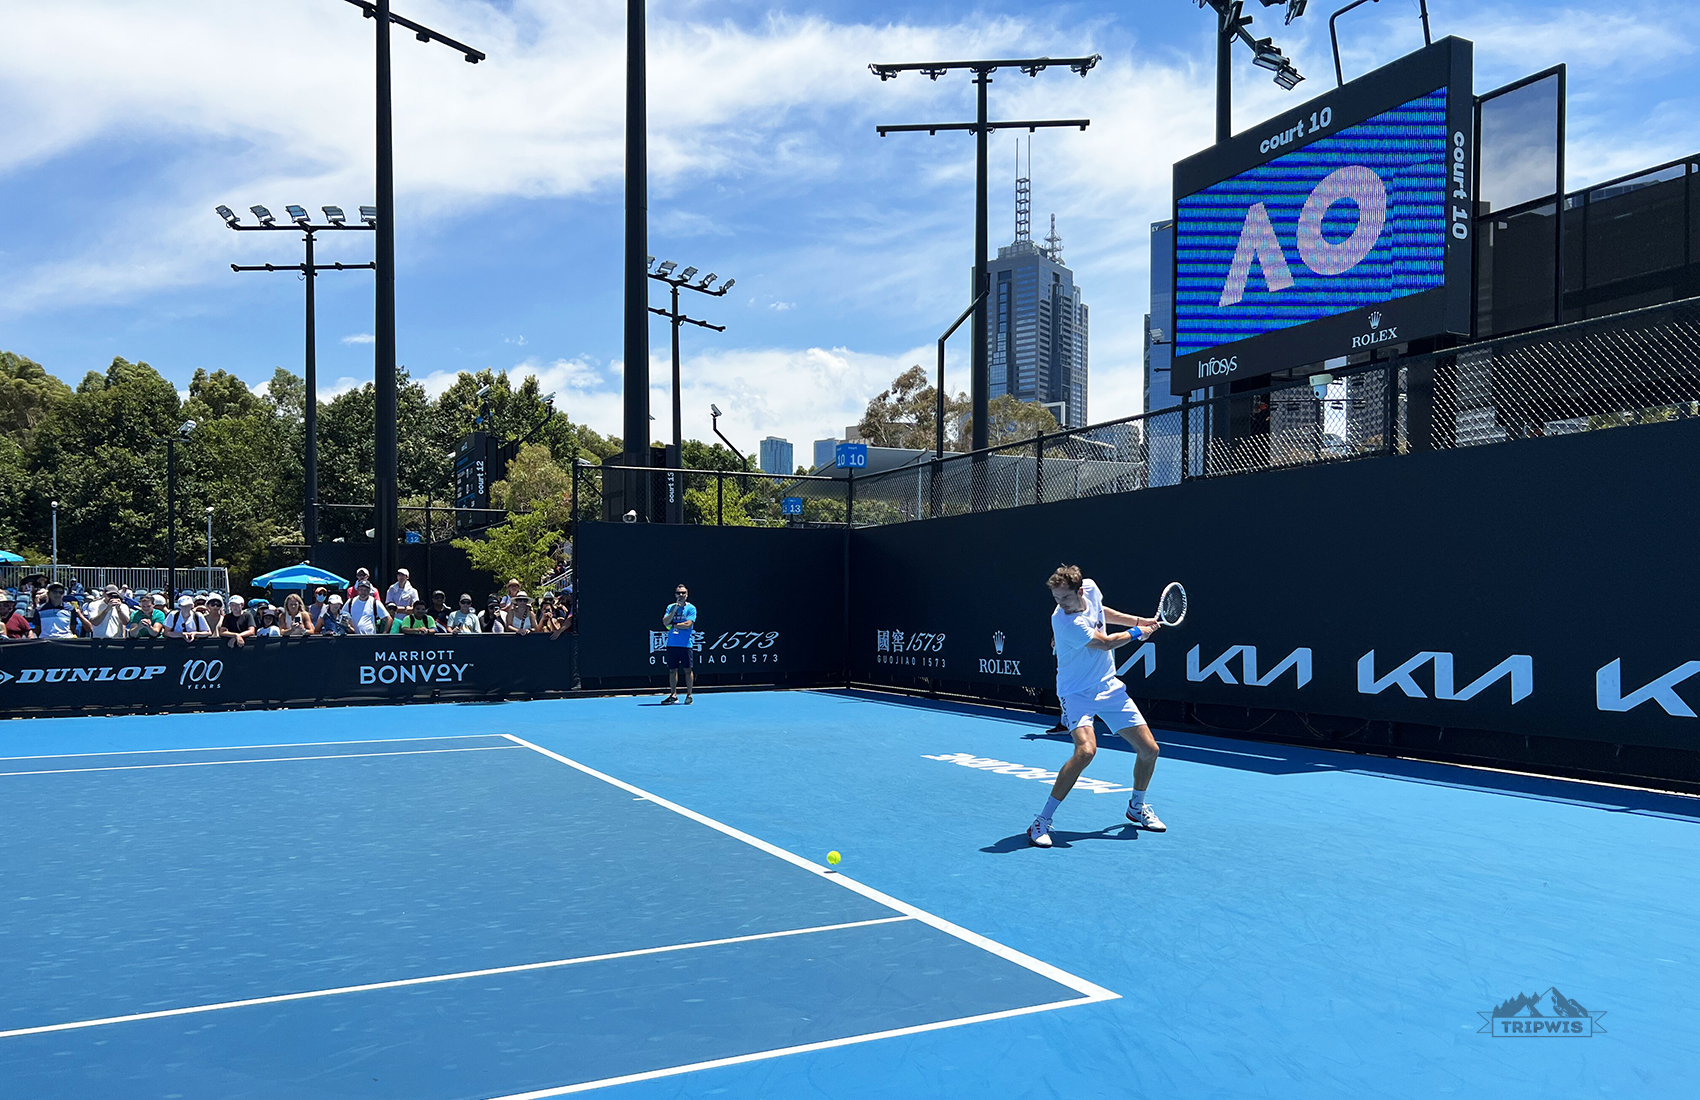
left=759, top=436, right=794, bottom=475
left=984, top=147, right=1089, bottom=429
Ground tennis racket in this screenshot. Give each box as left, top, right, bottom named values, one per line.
left=1153, top=582, right=1187, bottom=628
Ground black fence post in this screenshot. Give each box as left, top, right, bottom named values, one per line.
left=846, top=468, right=855, bottom=528
left=1384, top=354, right=1401, bottom=455
left=571, top=462, right=579, bottom=525
left=716, top=470, right=724, bottom=526
left=1180, top=394, right=1192, bottom=481
left=1034, top=431, right=1045, bottom=504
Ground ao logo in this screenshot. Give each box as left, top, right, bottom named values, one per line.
left=1219, top=165, right=1387, bottom=308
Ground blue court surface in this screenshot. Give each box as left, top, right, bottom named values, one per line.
left=0, top=689, right=1695, bottom=1099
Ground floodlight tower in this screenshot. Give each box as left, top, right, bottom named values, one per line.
left=339, top=0, right=483, bottom=584
left=647, top=259, right=734, bottom=456
left=869, top=53, right=1099, bottom=464
left=1195, top=0, right=1308, bottom=143
left=216, top=203, right=376, bottom=548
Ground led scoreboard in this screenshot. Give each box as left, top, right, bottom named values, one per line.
left=1170, top=37, right=1474, bottom=394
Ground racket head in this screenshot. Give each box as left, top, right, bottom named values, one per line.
left=1156, top=582, right=1187, bottom=627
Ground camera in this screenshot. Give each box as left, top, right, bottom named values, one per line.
left=622, top=509, right=638, bottom=523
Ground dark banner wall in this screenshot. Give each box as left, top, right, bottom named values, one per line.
left=574, top=523, right=846, bottom=688
left=0, top=635, right=575, bottom=716
left=849, top=419, right=1698, bottom=752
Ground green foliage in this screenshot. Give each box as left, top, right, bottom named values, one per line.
left=680, top=439, right=748, bottom=472
left=490, top=443, right=572, bottom=521
left=858, top=364, right=966, bottom=452
left=452, top=508, right=562, bottom=590
left=0, top=351, right=72, bottom=437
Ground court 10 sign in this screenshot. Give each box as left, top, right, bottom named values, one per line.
left=1169, top=37, right=1475, bottom=394
left=835, top=442, right=868, bottom=469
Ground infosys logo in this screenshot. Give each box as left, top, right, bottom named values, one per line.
left=1199, top=355, right=1240, bottom=377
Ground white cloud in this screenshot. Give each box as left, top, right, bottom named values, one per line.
left=340, top=332, right=375, bottom=345
left=768, top=302, right=795, bottom=312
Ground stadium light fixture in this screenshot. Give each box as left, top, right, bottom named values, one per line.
left=647, top=255, right=656, bottom=269
left=322, top=205, right=347, bottom=225
left=216, top=204, right=239, bottom=227
left=1194, top=0, right=1308, bottom=141
left=870, top=53, right=1098, bottom=459
left=721, top=278, right=734, bottom=292
left=286, top=204, right=311, bottom=225
left=648, top=257, right=731, bottom=456
left=359, top=205, right=378, bottom=226
left=250, top=205, right=276, bottom=226
left=699, top=273, right=718, bottom=289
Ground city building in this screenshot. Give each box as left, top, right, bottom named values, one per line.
left=985, top=151, right=1089, bottom=429
left=759, top=436, right=794, bottom=475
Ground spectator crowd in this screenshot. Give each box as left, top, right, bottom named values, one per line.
left=0, top=568, right=572, bottom=642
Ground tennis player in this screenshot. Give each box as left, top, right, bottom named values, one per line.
left=1028, top=564, right=1166, bottom=848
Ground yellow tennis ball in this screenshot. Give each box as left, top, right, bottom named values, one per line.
left=826, top=850, right=841, bottom=866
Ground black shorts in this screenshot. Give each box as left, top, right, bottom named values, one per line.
left=664, top=646, right=694, bottom=669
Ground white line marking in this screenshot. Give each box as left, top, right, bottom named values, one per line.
left=0, top=916, right=914, bottom=1040
left=0, top=745, right=521, bottom=778
left=480, top=996, right=1108, bottom=1099
left=0, top=733, right=509, bottom=763
left=501, top=734, right=1118, bottom=1004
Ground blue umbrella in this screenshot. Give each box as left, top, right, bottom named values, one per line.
left=0, top=551, right=23, bottom=563
left=250, top=563, right=351, bottom=590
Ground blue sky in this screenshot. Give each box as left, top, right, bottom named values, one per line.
left=2, top=0, right=1695, bottom=454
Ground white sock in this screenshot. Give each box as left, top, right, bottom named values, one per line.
left=1040, top=795, right=1063, bottom=822
left=1131, top=788, right=1148, bottom=807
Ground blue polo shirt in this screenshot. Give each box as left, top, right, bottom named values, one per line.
left=664, top=602, right=697, bottom=647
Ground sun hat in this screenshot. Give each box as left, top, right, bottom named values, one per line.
left=177, top=595, right=194, bottom=608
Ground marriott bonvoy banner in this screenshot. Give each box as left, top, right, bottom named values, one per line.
left=0, top=634, right=574, bottom=714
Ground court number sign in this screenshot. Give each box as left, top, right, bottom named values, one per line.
left=835, top=442, right=868, bottom=469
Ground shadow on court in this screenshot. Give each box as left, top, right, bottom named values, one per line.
left=980, top=825, right=1141, bottom=853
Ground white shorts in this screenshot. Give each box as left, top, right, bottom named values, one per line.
left=1060, top=680, right=1146, bottom=733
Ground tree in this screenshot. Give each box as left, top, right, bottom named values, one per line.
left=490, top=443, right=572, bottom=521
left=452, top=508, right=562, bottom=591
left=975, top=394, right=1063, bottom=448
left=858, top=365, right=967, bottom=452
left=0, top=351, right=71, bottom=437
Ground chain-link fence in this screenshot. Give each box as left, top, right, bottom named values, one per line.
left=849, top=294, right=1700, bottom=525
left=572, top=464, right=849, bottom=528
left=1424, top=295, right=1700, bottom=447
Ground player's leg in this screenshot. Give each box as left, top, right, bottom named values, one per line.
left=1028, top=710, right=1097, bottom=847
left=1114, top=720, right=1166, bottom=832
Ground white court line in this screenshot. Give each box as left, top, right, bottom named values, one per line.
left=0, top=745, right=521, bottom=778
left=0, top=916, right=913, bottom=1040
left=482, top=996, right=1108, bottom=1099
left=0, top=733, right=509, bottom=763
left=501, top=733, right=1119, bottom=996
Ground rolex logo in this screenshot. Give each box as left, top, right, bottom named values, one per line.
left=1368, top=310, right=1383, bottom=328
left=993, top=630, right=1005, bottom=655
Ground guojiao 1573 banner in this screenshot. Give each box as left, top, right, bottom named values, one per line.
left=1170, top=36, right=1475, bottom=394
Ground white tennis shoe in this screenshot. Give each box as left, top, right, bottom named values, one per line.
left=1026, top=817, right=1054, bottom=848
left=1126, top=802, right=1167, bottom=832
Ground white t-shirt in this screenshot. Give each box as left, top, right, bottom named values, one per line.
left=1051, top=579, right=1117, bottom=699
left=386, top=582, right=419, bottom=608
left=346, top=596, right=385, bottom=635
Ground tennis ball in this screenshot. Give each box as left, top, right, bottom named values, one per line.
left=826, top=850, right=841, bottom=866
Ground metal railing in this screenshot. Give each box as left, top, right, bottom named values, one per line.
left=562, top=295, right=1699, bottom=530
left=848, top=294, right=1700, bottom=524
left=0, top=565, right=232, bottom=594
left=572, top=464, right=849, bottom=528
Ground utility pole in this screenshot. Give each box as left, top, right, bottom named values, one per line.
left=871, top=54, right=1098, bottom=458
left=623, top=0, right=651, bottom=519
left=217, top=203, right=375, bottom=549
left=647, top=261, right=733, bottom=454
left=340, top=0, right=483, bottom=580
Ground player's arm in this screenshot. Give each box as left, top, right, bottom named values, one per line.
left=1085, top=627, right=1141, bottom=651
left=1102, top=606, right=1161, bottom=633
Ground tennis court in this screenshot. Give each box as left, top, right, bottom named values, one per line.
left=1, top=689, right=1695, bottom=1098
